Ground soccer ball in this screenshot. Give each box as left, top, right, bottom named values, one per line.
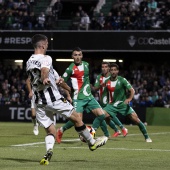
left=79, top=125, right=96, bottom=143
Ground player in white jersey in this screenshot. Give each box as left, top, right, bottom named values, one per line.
left=26, top=69, right=68, bottom=135
left=26, top=34, right=108, bottom=165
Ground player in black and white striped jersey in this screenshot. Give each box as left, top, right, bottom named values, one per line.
left=26, top=68, right=69, bottom=136
left=26, top=34, right=108, bottom=165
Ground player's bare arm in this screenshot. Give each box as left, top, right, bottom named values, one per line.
left=26, top=78, right=33, bottom=98
left=41, top=67, right=50, bottom=85
left=124, top=88, right=135, bottom=104
left=56, top=78, right=71, bottom=93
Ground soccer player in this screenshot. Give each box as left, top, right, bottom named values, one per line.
left=26, top=34, right=108, bottom=165
left=26, top=69, right=71, bottom=135
left=56, top=47, right=109, bottom=143
left=92, top=62, right=128, bottom=137
left=102, top=63, right=152, bottom=142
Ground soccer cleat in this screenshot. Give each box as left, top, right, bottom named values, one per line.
left=33, top=124, right=39, bottom=136
left=112, top=130, right=121, bottom=137
left=89, top=136, right=108, bottom=151
left=40, top=149, right=53, bottom=165
left=56, top=128, right=63, bottom=144
left=146, top=138, right=152, bottom=143
left=122, top=128, right=128, bottom=137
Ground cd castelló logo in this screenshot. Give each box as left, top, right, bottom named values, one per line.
left=128, top=36, right=136, bottom=47
left=128, top=35, right=170, bottom=47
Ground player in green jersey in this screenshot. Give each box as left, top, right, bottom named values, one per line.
left=102, top=63, right=152, bottom=142
left=92, top=62, right=128, bottom=137
left=56, top=47, right=109, bottom=143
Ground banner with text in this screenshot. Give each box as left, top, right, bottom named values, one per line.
left=0, top=31, right=170, bottom=52
left=0, top=105, right=146, bottom=124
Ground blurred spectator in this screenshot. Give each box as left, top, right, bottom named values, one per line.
left=97, top=12, right=105, bottom=30
left=152, top=91, right=159, bottom=104
left=148, top=0, right=157, bottom=14
left=139, top=0, right=148, bottom=12
left=104, top=12, right=114, bottom=30
left=145, top=96, right=153, bottom=107
left=35, top=12, right=46, bottom=30
left=154, top=95, right=165, bottom=107
left=112, top=11, right=123, bottom=30
left=76, top=5, right=84, bottom=17
left=71, top=12, right=81, bottom=30
left=29, top=11, right=37, bottom=29
left=19, top=89, right=28, bottom=105
left=52, top=0, right=63, bottom=20
left=45, top=11, right=56, bottom=30
left=0, top=93, right=5, bottom=105
left=22, top=11, right=32, bottom=30
left=79, top=12, right=90, bottom=30
left=3, top=90, right=11, bottom=105
left=90, top=17, right=100, bottom=30
left=5, top=11, right=15, bottom=29
left=10, top=88, right=20, bottom=105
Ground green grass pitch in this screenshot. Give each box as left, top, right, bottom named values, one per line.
left=0, top=122, right=170, bottom=170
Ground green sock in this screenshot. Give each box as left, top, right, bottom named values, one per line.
left=99, top=120, right=110, bottom=137
left=92, top=114, right=105, bottom=131
left=112, top=115, right=124, bottom=129
left=108, top=119, right=119, bottom=132
left=138, top=121, right=149, bottom=139
left=63, top=120, right=74, bottom=132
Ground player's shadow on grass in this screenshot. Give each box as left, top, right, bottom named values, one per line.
left=0, top=157, right=97, bottom=163
left=0, top=157, right=38, bottom=163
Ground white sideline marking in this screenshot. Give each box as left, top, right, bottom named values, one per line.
left=11, top=143, right=170, bottom=152
left=11, top=132, right=170, bottom=152
left=11, top=139, right=80, bottom=146
left=127, top=132, right=170, bottom=136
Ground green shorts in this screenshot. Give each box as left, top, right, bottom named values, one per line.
left=103, top=103, right=135, bottom=118
left=73, top=98, right=102, bottom=113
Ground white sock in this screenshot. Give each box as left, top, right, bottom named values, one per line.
left=78, top=128, right=95, bottom=145
left=60, top=127, right=63, bottom=132
left=45, top=135, right=55, bottom=151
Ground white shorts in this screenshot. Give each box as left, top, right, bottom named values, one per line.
left=36, top=98, right=74, bottom=128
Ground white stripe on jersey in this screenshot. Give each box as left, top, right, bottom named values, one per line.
left=26, top=54, right=61, bottom=105
left=71, top=77, right=79, bottom=99
left=108, top=80, right=117, bottom=103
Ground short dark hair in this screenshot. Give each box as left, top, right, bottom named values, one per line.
left=31, top=34, right=48, bottom=48
left=102, top=62, right=110, bottom=67
left=110, top=63, right=119, bottom=70
left=72, top=47, right=82, bottom=53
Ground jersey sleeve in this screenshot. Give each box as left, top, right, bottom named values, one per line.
left=40, top=55, right=52, bottom=69
left=53, top=69, right=60, bottom=80
left=62, top=64, right=73, bottom=82
left=123, top=77, right=132, bottom=89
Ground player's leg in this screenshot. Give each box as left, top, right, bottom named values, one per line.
left=102, top=104, right=128, bottom=137
left=37, top=108, right=56, bottom=165
left=110, top=115, right=128, bottom=137
left=88, top=98, right=109, bottom=136
left=69, top=110, right=108, bottom=151
left=31, top=97, right=39, bottom=135
left=31, top=108, right=39, bottom=135
left=86, top=105, right=109, bottom=137
left=128, top=112, right=152, bottom=142
left=56, top=99, right=85, bottom=143
left=53, top=113, right=56, bottom=126
left=56, top=114, right=82, bottom=144
left=53, top=98, right=108, bottom=150
left=105, top=117, right=121, bottom=137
